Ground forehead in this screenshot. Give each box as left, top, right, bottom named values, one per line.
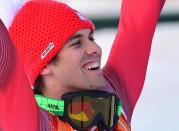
left=69, top=28, right=94, bottom=40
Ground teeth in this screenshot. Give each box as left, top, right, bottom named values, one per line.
left=85, top=62, right=99, bottom=70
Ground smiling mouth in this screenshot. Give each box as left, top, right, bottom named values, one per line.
left=83, top=61, right=100, bottom=71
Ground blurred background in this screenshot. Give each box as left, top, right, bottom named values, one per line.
left=0, top=0, right=178, bottom=130
left=63, top=0, right=179, bottom=131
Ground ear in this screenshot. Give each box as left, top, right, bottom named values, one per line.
left=40, top=66, right=51, bottom=75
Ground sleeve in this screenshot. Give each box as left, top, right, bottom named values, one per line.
left=0, top=19, right=39, bottom=131
left=103, top=0, right=165, bottom=122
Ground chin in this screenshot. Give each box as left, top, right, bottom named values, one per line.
left=88, top=82, right=106, bottom=90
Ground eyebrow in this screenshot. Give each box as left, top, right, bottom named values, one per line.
left=68, top=30, right=94, bottom=41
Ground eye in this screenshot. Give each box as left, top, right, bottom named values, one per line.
left=69, top=40, right=81, bottom=48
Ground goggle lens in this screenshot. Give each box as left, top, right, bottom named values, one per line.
left=68, top=96, right=95, bottom=128
left=67, top=95, right=116, bottom=129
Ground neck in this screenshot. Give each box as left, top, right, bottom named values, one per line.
left=41, top=77, right=65, bottom=99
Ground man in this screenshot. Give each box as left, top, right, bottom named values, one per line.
left=8, top=0, right=165, bottom=130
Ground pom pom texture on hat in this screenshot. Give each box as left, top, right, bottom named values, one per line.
left=9, top=0, right=95, bottom=86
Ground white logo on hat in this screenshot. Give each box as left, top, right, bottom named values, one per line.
left=40, top=42, right=54, bottom=59
left=76, top=12, right=88, bottom=21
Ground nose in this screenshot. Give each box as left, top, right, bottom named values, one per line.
left=86, top=40, right=102, bottom=55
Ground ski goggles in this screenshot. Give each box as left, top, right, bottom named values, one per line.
left=35, top=91, right=122, bottom=130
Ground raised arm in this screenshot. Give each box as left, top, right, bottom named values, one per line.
left=103, top=0, right=165, bottom=122
left=0, top=19, right=38, bottom=130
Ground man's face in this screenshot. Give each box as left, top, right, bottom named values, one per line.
left=49, top=28, right=106, bottom=94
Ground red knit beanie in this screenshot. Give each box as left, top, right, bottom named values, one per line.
left=9, top=0, right=95, bottom=87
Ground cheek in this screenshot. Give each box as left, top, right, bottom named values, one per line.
left=58, top=49, right=84, bottom=73
left=66, top=52, right=83, bottom=65
left=63, top=48, right=82, bottom=60
left=58, top=57, right=80, bottom=75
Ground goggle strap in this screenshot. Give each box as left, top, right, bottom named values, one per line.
left=35, top=94, right=64, bottom=116
left=117, top=101, right=122, bottom=116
